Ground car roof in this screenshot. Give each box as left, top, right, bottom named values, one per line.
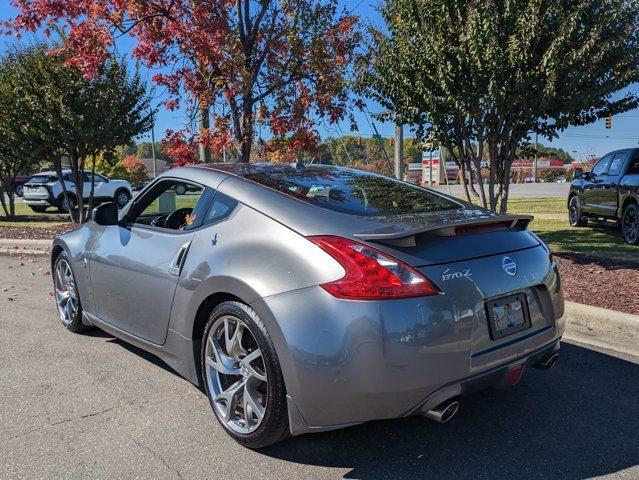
left=33, top=170, right=101, bottom=176
left=190, top=162, right=340, bottom=178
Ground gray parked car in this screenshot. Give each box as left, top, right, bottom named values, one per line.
left=51, top=163, right=565, bottom=448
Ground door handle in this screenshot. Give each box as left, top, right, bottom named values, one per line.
left=169, top=241, right=191, bottom=276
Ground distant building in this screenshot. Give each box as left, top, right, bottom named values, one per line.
left=140, top=158, right=173, bottom=179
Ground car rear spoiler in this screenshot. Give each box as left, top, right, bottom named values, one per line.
left=354, top=214, right=534, bottom=247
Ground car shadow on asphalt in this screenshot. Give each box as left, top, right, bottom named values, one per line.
left=92, top=330, right=639, bottom=479
left=260, top=342, right=639, bottom=480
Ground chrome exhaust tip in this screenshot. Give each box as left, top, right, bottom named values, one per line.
left=424, top=400, right=460, bottom=424
left=534, top=353, right=559, bottom=371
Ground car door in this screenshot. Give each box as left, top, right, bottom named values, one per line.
left=580, top=154, right=612, bottom=215
left=599, top=151, right=628, bottom=216
left=89, top=178, right=216, bottom=344
left=87, top=172, right=110, bottom=201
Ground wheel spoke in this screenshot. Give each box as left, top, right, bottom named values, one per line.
left=224, top=318, right=246, bottom=358
left=65, top=297, right=75, bottom=319
left=56, top=289, right=70, bottom=305
left=241, top=349, right=267, bottom=382
left=214, top=379, right=245, bottom=422
left=207, top=336, right=240, bottom=376
left=243, top=380, right=265, bottom=427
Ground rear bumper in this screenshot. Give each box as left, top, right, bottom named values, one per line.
left=23, top=198, right=53, bottom=206
left=285, top=339, right=561, bottom=435
left=252, top=245, right=565, bottom=436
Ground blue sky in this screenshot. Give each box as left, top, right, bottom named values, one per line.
left=1, top=1, right=638, bottom=159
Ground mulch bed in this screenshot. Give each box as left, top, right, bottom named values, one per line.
left=555, top=252, right=639, bottom=316
left=0, top=224, right=74, bottom=240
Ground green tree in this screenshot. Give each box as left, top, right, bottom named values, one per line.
left=6, top=44, right=153, bottom=221
left=0, top=48, right=50, bottom=216
left=360, top=0, right=639, bottom=211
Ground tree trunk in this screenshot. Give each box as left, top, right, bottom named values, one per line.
left=53, top=159, right=76, bottom=224
left=458, top=160, right=472, bottom=203
left=88, top=154, right=96, bottom=215
left=238, top=97, right=254, bottom=163
left=198, top=105, right=212, bottom=163
left=0, top=184, right=8, bottom=217
left=8, top=190, right=15, bottom=217
left=69, top=152, right=87, bottom=223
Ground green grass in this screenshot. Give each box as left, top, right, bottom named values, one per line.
left=506, top=198, right=636, bottom=262
left=507, top=197, right=567, bottom=215
left=445, top=195, right=637, bottom=261
left=0, top=202, right=69, bottom=227
left=530, top=218, right=636, bottom=261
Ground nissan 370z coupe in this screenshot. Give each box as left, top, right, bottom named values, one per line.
left=51, top=163, right=564, bottom=448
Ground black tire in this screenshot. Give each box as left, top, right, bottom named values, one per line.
left=622, top=203, right=639, bottom=245
left=201, top=301, right=289, bottom=449
left=115, top=189, right=131, bottom=208
left=30, top=205, right=48, bottom=213
left=57, top=194, right=76, bottom=213
left=568, top=196, right=588, bottom=227
left=52, top=251, right=89, bottom=333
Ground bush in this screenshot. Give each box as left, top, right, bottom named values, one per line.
left=95, top=154, right=149, bottom=184
left=541, top=168, right=567, bottom=183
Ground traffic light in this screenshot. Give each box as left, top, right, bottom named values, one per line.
left=388, top=137, right=394, bottom=147
left=357, top=136, right=362, bottom=146
left=605, top=116, right=612, bottom=129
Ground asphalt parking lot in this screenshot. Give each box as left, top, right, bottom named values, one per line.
left=1, top=253, right=638, bottom=480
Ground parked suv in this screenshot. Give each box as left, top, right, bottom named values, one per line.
left=23, top=170, right=132, bottom=213
left=568, top=148, right=639, bottom=244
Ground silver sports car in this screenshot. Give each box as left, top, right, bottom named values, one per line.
left=51, top=163, right=564, bottom=448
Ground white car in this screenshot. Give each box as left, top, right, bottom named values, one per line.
left=23, top=170, right=132, bottom=213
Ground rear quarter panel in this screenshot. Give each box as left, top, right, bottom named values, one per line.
left=619, top=174, right=639, bottom=215
left=166, top=201, right=344, bottom=340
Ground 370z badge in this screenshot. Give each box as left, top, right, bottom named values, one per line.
left=442, top=268, right=472, bottom=281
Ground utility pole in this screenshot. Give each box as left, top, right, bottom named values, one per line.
left=394, top=123, right=404, bottom=180
left=150, top=119, right=157, bottom=178
left=533, top=129, right=539, bottom=183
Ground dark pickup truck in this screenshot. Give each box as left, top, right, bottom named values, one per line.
left=568, top=148, right=639, bottom=245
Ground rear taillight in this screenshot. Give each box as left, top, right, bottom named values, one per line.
left=307, top=235, right=440, bottom=300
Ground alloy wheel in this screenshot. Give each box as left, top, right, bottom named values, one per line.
left=568, top=199, right=578, bottom=226
left=60, top=197, right=76, bottom=212
left=623, top=206, right=639, bottom=244
left=116, top=191, right=130, bottom=207
left=204, top=315, right=268, bottom=434
left=54, top=259, right=78, bottom=326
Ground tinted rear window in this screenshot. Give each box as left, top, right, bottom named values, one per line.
left=27, top=175, right=56, bottom=184
left=237, top=165, right=461, bottom=216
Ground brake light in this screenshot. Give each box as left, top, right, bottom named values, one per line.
left=307, top=235, right=440, bottom=300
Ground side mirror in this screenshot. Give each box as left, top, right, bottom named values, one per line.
left=573, top=167, right=583, bottom=180
left=92, top=202, right=119, bottom=226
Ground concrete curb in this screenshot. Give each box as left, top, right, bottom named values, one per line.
left=0, top=239, right=51, bottom=255
left=564, top=301, right=639, bottom=357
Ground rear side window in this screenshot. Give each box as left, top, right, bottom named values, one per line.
left=591, top=155, right=612, bottom=175
left=627, top=152, right=639, bottom=175
left=203, top=192, right=237, bottom=226
left=608, top=152, right=628, bottom=176
left=239, top=165, right=461, bottom=216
